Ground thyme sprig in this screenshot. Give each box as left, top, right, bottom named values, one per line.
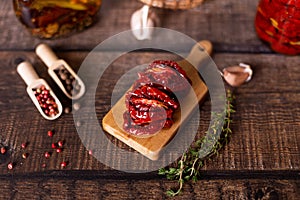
left=158, top=90, right=235, bottom=197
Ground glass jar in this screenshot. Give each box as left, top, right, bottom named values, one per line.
left=255, top=0, right=300, bottom=55
left=13, top=0, right=102, bottom=39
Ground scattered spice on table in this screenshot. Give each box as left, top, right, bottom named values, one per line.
left=58, top=141, right=64, bottom=147
left=22, top=153, right=29, bottom=159
left=2, top=129, right=71, bottom=171
left=21, top=142, right=27, bottom=149
left=7, top=162, right=14, bottom=170
left=51, top=143, right=58, bottom=149
left=64, top=107, right=71, bottom=114
left=76, top=121, right=82, bottom=127
left=73, top=102, right=81, bottom=111
left=56, top=148, right=62, bottom=153
left=0, top=147, right=6, bottom=155
left=60, top=161, right=67, bottom=168
left=44, top=151, right=51, bottom=159
left=47, top=130, right=54, bottom=137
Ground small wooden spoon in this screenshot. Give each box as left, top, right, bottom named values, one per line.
left=17, top=61, right=63, bottom=120
left=35, top=43, right=85, bottom=100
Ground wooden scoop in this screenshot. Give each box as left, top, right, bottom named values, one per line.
left=35, top=43, right=85, bottom=100
left=17, top=61, right=63, bottom=120
left=102, top=40, right=213, bottom=160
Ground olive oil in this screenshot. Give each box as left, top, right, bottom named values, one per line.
left=13, top=0, right=102, bottom=39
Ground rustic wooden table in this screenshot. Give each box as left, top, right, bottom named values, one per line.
left=0, top=0, right=299, bottom=199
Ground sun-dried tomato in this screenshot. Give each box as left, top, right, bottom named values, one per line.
left=148, top=60, right=191, bottom=83
left=133, top=62, right=191, bottom=95
left=123, top=60, right=191, bottom=136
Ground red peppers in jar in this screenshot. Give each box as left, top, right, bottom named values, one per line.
left=255, top=0, right=300, bottom=55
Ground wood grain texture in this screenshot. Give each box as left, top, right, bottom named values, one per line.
left=0, top=51, right=299, bottom=174
left=1, top=0, right=299, bottom=198
left=0, top=174, right=299, bottom=199
left=0, top=0, right=269, bottom=53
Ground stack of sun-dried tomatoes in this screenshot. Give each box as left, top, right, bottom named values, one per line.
left=123, top=60, right=192, bottom=136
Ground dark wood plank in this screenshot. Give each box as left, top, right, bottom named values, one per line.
left=204, top=53, right=300, bottom=171
left=0, top=0, right=270, bottom=53
left=0, top=51, right=299, bottom=175
left=1, top=0, right=298, bottom=198
left=0, top=176, right=299, bottom=199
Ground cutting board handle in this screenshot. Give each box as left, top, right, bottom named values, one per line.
left=186, top=40, right=213, bottom=69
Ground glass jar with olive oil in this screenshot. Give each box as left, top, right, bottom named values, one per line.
left=13, top=0, right=102, bottom=39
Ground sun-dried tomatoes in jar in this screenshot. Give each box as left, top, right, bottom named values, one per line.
left=255, top=0, right=300, bottom=55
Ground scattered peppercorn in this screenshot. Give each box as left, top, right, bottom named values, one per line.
left=76, top=121, right=81, bottom=127
left=0, top=147, right=6, bottom=154
left=73, top=102, right=80, bottom=111
left=51, top=143, right=58, bottom=149
left=64, top=107, right=71, bottom=114
left=57, top=141, right=63, bottom=147
left=44, top=152, right=51, bottom=158
left=22, top=153, right=29, bottom=159
left=56, top=148, right=62, bottom=153
left=47, top=130, right=54, bottom=137
left=21, top=142, right=27, bottom=149
left=7, top=162, right=13, bottom=170
left=60, top=161, right=67, bottom=168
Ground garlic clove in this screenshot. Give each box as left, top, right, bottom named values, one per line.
left=239, top=63, right=253, bottom=82
left=130, top=5, right=159, bottom=40
left=222, top=63, right=253, bottom=87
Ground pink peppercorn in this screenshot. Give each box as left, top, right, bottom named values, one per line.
left=44, top=152, right=51, bottom=158
left=51, top=143, right=57, bottom=149
left=58, top=141, right=63, bottom=147
left=7, top=162, right=13, bottom=170
left=56, top=148, right=62, bottom=153
left=22, top=153, right=29, bottom=159
left=60, top=162, right=67, bottom=168
left=21, top=143, right=27, bottom=149
left=0, top=147, right=6, bottom=154
left=47, top=130, right=54, bottom=137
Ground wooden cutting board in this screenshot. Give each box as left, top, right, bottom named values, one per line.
left=102, top=41, right=212, bottom=160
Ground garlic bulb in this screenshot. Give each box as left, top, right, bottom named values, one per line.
left=222, top=63, right=253, bottom=87
left=130, top=5, right=159, bottom=40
